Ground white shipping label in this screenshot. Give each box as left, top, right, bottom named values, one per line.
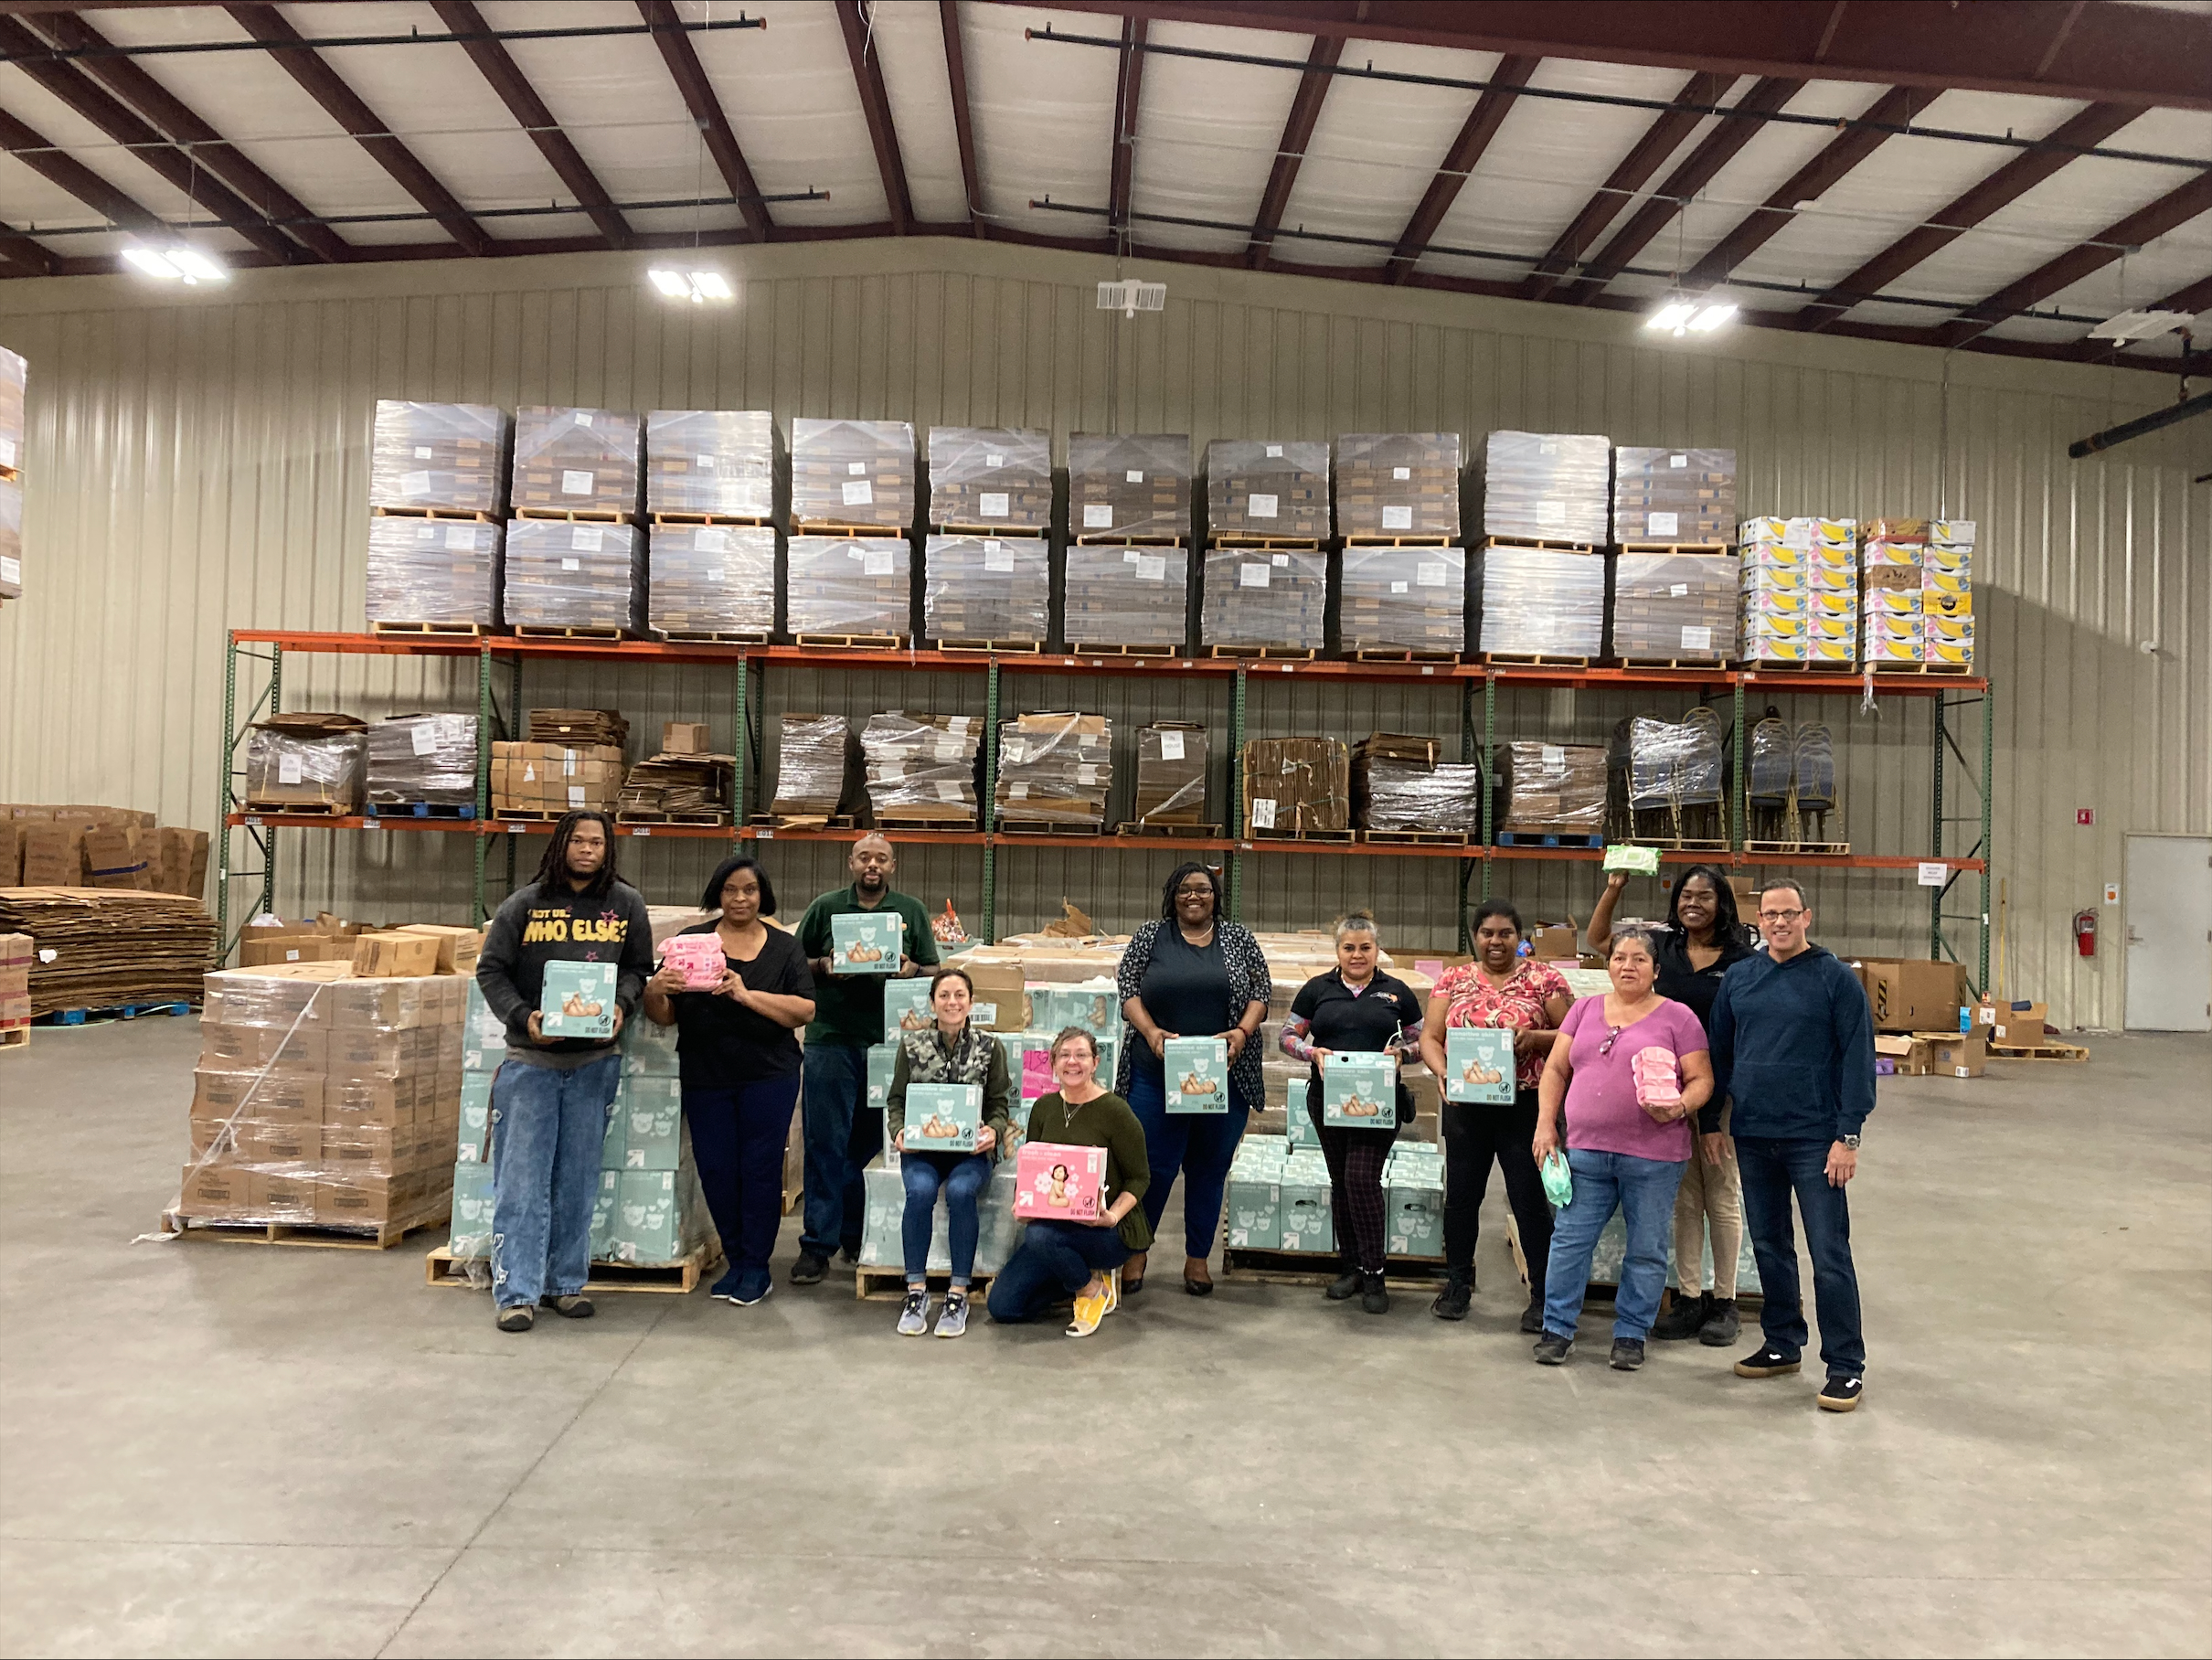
left=1680, top=625, right=1713, bottom=651
left=563, top=750, right=579, bottom=775
left=1077, top=764, right=1100, bottom=784
left=1250, top=797, right=1277, bottom=829
left=1123, top=549, right=1142, bottom=563
left=571, top=525, right=604, bottom=552
left=569, top=785, right=587, bottom=806
left=985, top=452, right=1005, bottom=468
left=1669, top=453, right=1687, bottom=468
left=278, top=755, right=304, bottom=785
left=978, top=492, right=1010, bottom=518
left=1265, top=444, right=1283, bottom=458
left=984, top=544, right=1016, bottom=572
left=416, top=524, right=439, bottom=543
left=1918, top=861, right=1948, bottom=887
left=445, top=525, right=476, bottom=550
left=848, top=461, right=866, bottom=475
left=1126, top=469, right=1144, bottom=483
left=413, top=444, right=433, bottom=459
left=1391, top=580, right=1409, bottom=594
left=1536, top=499, right=1566, bottom=527
left=523, top=764, right=537, bottom=782
left=1416, top=561, right=1447, bottom=588
left=1646, top=512, right=1679, bottom=537
left=1084, top=504, right=1114, bottom=527
left=560, top=557, right=582, bottom=571
left=1158, top=729, right=1186, bottom=761
left=697, top=453, right=716, bottom=470
left=399, top=470, right=431, bottom=496
left=934, top=781, right=963, bottom=802
left=1393, top=465, right=1411, bottom=481
left=695, top=527, right=728, bottom=552
left=1670, top=583, right=1690, bottom=597
left=1783, top=521, right=1814, bottom=551
left=410, top=722, right=439, bottom=756
left=1271, top=553, right=1290, bottom=569
left=1541, top=744, right=1564, bottom=769
left=574, top=411, right=593, bottom=428
left=37, top=948, right=57, bottom=963
left=0, top=556, right=16, bottom=584
left=933, top=738, right=966, bottom=760
left=1382, top=505, right=1413, bottom=530
left=705, top=566, right=724, bottom=580
left=1239, top=562, right=1270, bottom=588
left=560, top=469, right=594, bottom=495
left=1249, top=493, right=1279, bottom=518
left=862, top=548, right=895, bottom=576
left=842, top=479, right=874, bottom=506
left=1008, top=783, right=1029, bottom=800
left=1135, top=555, right=1166, bottom=581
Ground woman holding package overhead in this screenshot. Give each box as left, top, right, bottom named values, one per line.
left=1115, top=863, right=1271, bottom=1296
left=1280, top=912, right=1426, bottom=1315
left=885, top=964, right=1012, bottom=1340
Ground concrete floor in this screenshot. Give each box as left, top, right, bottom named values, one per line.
left=1, top=1019, right=2206, bottom=1660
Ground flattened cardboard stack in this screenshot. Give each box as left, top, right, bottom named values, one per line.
left=244, top=714, right=367, bottom=812
left=1478, top=546, right=1604, bottom=658
left=366, top=516, right=505, bottom=629
left=645, top=410, right=779, bottom=518
left=996, top=712, right=1111, bottom=829
left=618, top=752, right=735, bottom=823
left=787, top=537, right=911, bottom=638
left=1611, top=551, right=1739, bottom=664
left=366, top=714, right=479, bottom=808
left=504, top=520, right=643, bottom=632
left=1132, top=724, right=1207, bottom=827
left=1612, top=447, right=1737, bottom=544
left=927, top=426, right=1051, bottom=529
left=923, top=535, right=1048, bottom=644
left=1202, top=548, right=1326, bottom=650
left=648, top=523, right=775, bottom=639
left=770, top=714, right=859, bottom=824
left=1062, top=544, right=1189, bottom=648
left=860, top=712, right=984, bottom=827
left=1353, top=734, right=1483, bottom=834
left=369, top=399, right=509, bottom=514
left=0, top=346, right=25, bottom=601
left=1070, top=432, right=1189, bottom=540
left=1241, top=738, right=1349, bottom=835
left=792, top=418, right=915, bottom=530
left=0, top=887, right=217, bottom=1016
left=492, top=743, right=624, bottom=817
left=1478, top=431, right=1611, bottom=545
left=1503, top=741, right=1608, bottom=835
left=1335, top=433, right=1461, bottom=537
left=1739, top=517, right=1857, bottom=666
left=511, top=406, right=643, bottom=515
left=1339, top=546, right=1465, bottom=654
left=528, top=708, right=629, bottom=749
left=1207, top=440, right=1329, bottom=538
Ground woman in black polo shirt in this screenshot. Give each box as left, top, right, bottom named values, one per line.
left=1279, top=911, right=1426, bottom=1315
left=642, top=856, right=815, bottom=1310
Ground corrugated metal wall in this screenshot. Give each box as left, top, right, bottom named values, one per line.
left=0, top=239, right=2204, bottom=1028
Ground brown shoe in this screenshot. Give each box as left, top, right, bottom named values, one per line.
left=495, top=1304, right=535, bottom=1333
left=541, top=1293, right=594, bottom=1319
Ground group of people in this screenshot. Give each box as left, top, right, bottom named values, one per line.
left=473, top=814, right=1877, bottom=1412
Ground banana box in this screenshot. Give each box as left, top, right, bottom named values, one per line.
left=1808, top=517, right=1857, bottom=551
left=1925, top=589, right=1973, bottom=619
left=1741, top=563, right=1805, bottom=591
left=1862, top=562, right=1920, bottom=592
left=1860, top=537, right=1921, bottom=568
left=1925, top=543, right=1973, bottom=571
left=1738, top=516, right=1791, bottom=547
left=1806, top=562, right=1858, bottom=593
left=1744, top=638, right=1813, bottom=663
left=1862, top=518, right=1927, bottom=544
left=1926, top=637, right=1975, bottom=667
left=1863, top=589, right=1922, bottom=618
left=1742, top=539, right=1806, bottom=570
left=1922, top=566, right=1973, bottom=597
left=1863, top=634, right=1924, bottom=665
left=1806, top=590, right=1857, bottom=620
left=1743, top=588, right=1810, bottom=619
left=1863, top=612, right=1921, bottom=647
left=1807, top=614, right=1859, bottom=644
left=1930, top=520, right=1976, bottom=546
left=1924, top=614, right=1975, bottom=645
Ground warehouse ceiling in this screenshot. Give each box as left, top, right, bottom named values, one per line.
left=0, top=0, right=2206, bottom=373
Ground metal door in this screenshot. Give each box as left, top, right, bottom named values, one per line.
left=2123, top=835, right=2212, bottom=1032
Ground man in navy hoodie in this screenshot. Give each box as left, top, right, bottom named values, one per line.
left=1708, top=878, right=1877, bottom=1413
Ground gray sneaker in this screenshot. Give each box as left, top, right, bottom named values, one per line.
left=935, top=1290, right=970, bottom=1338
left=897, top=1289, right=930, bottom=1335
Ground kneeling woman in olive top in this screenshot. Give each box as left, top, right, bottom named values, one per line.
left=986, top=1027, right=1152, bottom=1337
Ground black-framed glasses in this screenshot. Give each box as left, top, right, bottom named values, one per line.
left=1599, top=1025, right=1622, bottom=1056
left=1759, top=908, right=1806, bottom=923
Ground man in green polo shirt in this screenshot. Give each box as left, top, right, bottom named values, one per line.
left=790, top=834, right=941, bottom=1284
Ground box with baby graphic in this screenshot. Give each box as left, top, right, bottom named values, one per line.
left=832, top=911, right=902, bottom=975
left=1164, top=1036, right=1229, bottom=1114
left=658, top=932, right=726, bottom=990
left=1014, top=1141, right=1106, bottom=1221
left=904, top=1082, right=982, bottom=1154
left=540, top=961, right=617, bottom=1039
left=1321, top=1051, right=1396, bottom=1128
left=1444, top=1027, right=1515, bottom=1105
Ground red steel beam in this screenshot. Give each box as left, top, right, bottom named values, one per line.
left=0, top=104, right=166, bottom=237
left=1107, top=16, right=1147, bottom=241
left=1249, top=31, right=1343, bottom=271
left=1385, top=53, right=1536, bottom=284
left=835, top=0, right=915, bottom=235
left=635, top=0, right=771, bottom=242
left=938, top=0, right=985, bottom=237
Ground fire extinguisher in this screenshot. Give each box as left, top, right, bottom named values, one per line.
left=2073, top=909, right=2098, bottom=958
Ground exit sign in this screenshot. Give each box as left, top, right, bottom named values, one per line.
left=2077, top=808, right=2095, bottom=825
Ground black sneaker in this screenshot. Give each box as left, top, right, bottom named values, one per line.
left=1818, top=1374, right=1865, bottom=1413
left=1430, top=1271, right=1473, bottom=1322
left=790, top=1252, right=828, bottom=1286
left=1651, top=1290, right=1711, bottom=1341
left=1610, top=1337, right=1645, bottom=1371
left=1324, top=1272, right=1363, bottom=1302
left=1360, top=1273, right=1389, bottom=1315
left=1699, top=1297, right=1741, bottom=1346
left=1532, top=1332, right=1573, bottom=1365
left=541, top=1293, right=593, bottom=1319
left=1519, top=1295, right=1546, bottom=1335
left=1734, top=1344, right=1803, bottom=1378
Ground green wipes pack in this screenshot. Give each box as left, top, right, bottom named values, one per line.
left=540, top=960, right=617, bottom=1039
left=1320, top=1050, right=1396, bottom=1128
left=1540, top=1151, right=1573, bottom=1210
left=1164, top=1036, right=1229, bottom=1113
left=1444, top=1026, right=1515, bottom=1104
left=1601, top=843, right=1662, bottom=876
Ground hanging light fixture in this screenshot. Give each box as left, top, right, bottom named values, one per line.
left=1645, top=294, right=1736, bottom=337
left=646, top=268, right=732, bottom=303
left=121, top=245, right=229, bottom=284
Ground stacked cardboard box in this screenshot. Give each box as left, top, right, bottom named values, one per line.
left=365, top=516, right=505, bottom=628
left=366, top=714, right=479, bottom=809
left=0, top=351, right=24, bottom=601
left=770, top=714, right=858, bottom=824
left=245, top=714, right=367, bottom=813
left=368, top=400, right=508, bottom=513
left=1478, top=547, right=1604, bottom=657
left=1859, top=517, right=1927, bottom=667
left=644, top=410, right=778, bottom=518
left=0, top=805, right=206, bottom=897
left=1241, top=737, right=1349, bottom=835
left=1335, top=433, right=1461, bottom=537
left=0, top=468, right=20, bottom=604
left=511, top=406, right=643, bottom=516
left=858, top=1153, right=1022, bottom=1273
left=1069, top=432, right=1190, bottom=540
left=1132, top=724, right=1207, bottom=827
left=787, top=536, right=911, bottom=638
left=648, top=524, right=775, bottom=638
left=922, top=535, right=1049, bottom=644
left=1206, top=440, right=1329, bottom=538
left=0, top=887, right=216, bottom=1015
left=860, top=712, right=984, bottom=827
left=1384, top=1140, right=1447, bottom=1256
left=1354, top=734, right=1483, bottom=835
left=504, top=520, right=643, bottom=632
left=1611, top=551, right=1739, bottom=664
left=1202, top=548, right=1326, bottom=650
left=927, top=426, right=1051, bottom=529
left=491, top=741, right=624, bottom=816
left=528, top=708, right=628, bottom=748
left=1612, top=447, right=1738, bottom=544
left=1739, top=517, right=1857, bottom=666
left=0, top=931, right=28, bottom=1040
left=792, top=418, right=915, bottom=529
left=617, top=752, right=735, bottom=823
left=1062, top=545, right=1189, bottom=648
left=1503, top=741, right=1608, bottom=835
left=1923, top=519, right=1974, bottom=669
left=996, top=712, right=1111, bottom=829
left=1478, top=431, right=1611, bottom=544
left=1339, top=546, right=1465, bottom=654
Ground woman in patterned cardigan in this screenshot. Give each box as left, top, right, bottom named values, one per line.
left=1115, top=862, right=1271, bottom=1295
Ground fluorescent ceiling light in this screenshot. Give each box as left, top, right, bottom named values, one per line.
left=2088, top=309, right=2191, bottom=344
left=1646, top=295, right=1735, bottom=339
left=647, top=268, right=732, bottom=303
left=1688, top=303, right=1739, bottom=333
left=1646, top=301, right=1697, bottom=334
left=121, top=246, right=229, bottom=284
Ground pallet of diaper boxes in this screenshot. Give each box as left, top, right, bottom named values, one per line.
left=1225, top=1110, right=1445, bottom=1260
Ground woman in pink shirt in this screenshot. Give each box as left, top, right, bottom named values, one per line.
left=1530, top=926, right=1714, bottom=1373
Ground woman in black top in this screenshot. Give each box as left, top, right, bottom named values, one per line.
left=1279, top=912, right=1425, bottom=1316
left=1585, top=862, right=1756, bottom=1344
left=643, top=856, right=815, bottom=1310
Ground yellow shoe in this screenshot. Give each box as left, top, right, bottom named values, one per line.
left=1103, top=1267, right=1122, bottom=1316
left=1067, top=1283, right=1110, bottom=1337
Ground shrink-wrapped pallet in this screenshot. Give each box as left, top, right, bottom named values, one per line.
left=1477, top=547, right=1603, bottom=657
left=1339, top=545, right=1464, bottom=654
left=1202, top=548, right=1325, bottom=651
left=1478, top=431, right=1610, bottom=544
left=365, top=516, right=504, bottom=628
left=861, top=713, right=984, bottom=827
left=792, top=418, right=915, bottom=528
left=1354, top=735, right=1482, bottom=834
left=927, top=426, right=1051, bottom=530
left=1627, top=714, right=1726, bottom=839
left=244, top=715, right=367, bottom=813
left=512, top=406, right=642, bottom=516
left=923, top=534, right=1048, bottom=644
left=1132, top=724, right=1207, bottom=827
left=786, top=536, right=911, bottom=638
left=369, top=400, right=508, bottom=513
left=1335, top=433, right=1461, bottom=537
left=1063, top=545, right=1188, bottom=649
left=645, top=410, right=778, bottom=518
left=492, top=741, right=623, bottom=815
left=1206, top=441, right=1329, bottom=539
left=996, top=712, right=1111, bottom=829
left=647, top=523, right=775, bottom=639
left=0, top=474, right=21, bottom=601
left=1502, top=741, right=1607, bottom=835
left=1611, top=447, right=1737, bottom=544
left=770, top=715, right=858, bottom=824
left=504, top=520, right=643, bottom=633
left=1611, top=551, right=1739, bottom=664
left=367, top=714, right=479, bottom=808
left=1241, top=737, right=1349, bottom=835
left=1070, top=432, right=1190, bottom=541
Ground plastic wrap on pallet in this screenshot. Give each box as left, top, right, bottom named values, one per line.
left=244, top=715, right=368, bottom=812
left=0, top=474, right=20, bottom=601
left=792, top=417, right=916, bottom=528
left=787, top=536, right=911, bottom=638
left=1611, top=551, right=1739, bottom=663
left=648, top=524, right=774, bottom=638
left=996, top=712, right=1111, bottom=828
left=1206, top=440, right=1330, bottom=538
left=1335, top=433, right=1462, bottom=537
left=861, top=712, right=984, bottom=825
left=0, top=345, right=25, bottom=469
left=645, top=410, right=777, bottom=517
left=504, top=520, right=643, bottom=632
left=1133, top=725, right=1207, bottom=825
left=1611, top=447, right=1737, bottom=544
left=771, top=714, right=858, bottom=821
left=1358, top=759, right=1484, bottom=833
left=1747, top=716, right=1794, bottom=806
left=512, top=406, right=642, bottom=516
left=927, top=426, right=1051, bottom=529
left=1478, top=547, right=1603, bottom=656
left=1202, top=547, right=1326, bottom=650
left=365, top=516, right=504, bottom=627
left=1478, top=431, right=1610, bottom=544
left=1503, top=742, right=1607, bottom=833
left=367, top=714, right=479, bottom=806
left=369, top=400, right=509, bottom=513
left=1628, top=717, right=1724, bottom=813
left=1339, top=545, right=1464, bottom=653
left=923, top=534, right=1048, bottom=644
left=491, top=741, right=624, bottom=815
left=1241, top=737, right=1349, bottom=835
left=1069, top=431, right=1190, bottom=540
left=1063, top=545, right=1189, bottom=648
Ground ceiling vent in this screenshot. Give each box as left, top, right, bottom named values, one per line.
left=2088, top=309, right=2192, bottom=344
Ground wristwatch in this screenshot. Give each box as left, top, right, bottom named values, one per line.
left=1840, top=1133, right=1862, bottom=1150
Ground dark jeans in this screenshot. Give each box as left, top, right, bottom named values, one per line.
left=1441, top=1089, right=1551, bottom=1301
left=1736, top=1133, right=1866, bottom=1377
left=900, top=1151, right=991, bottom=1284
left=986, top=1219, right=1131, bottom=1323
left=684, top=1074, right=801, bottom=1275
left=1126, top=1064, right=1254, bottom=1259
left=799, top=1043, right=880, bottom=1258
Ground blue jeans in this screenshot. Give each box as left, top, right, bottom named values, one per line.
left=1126, top=1065, right=1254, bottom=1260
left=1737, top=1134, right=1866, bottom=1377
left=1542, top=1147, right=1688, bottom=1341
left=900, top=1152, right=991, bottom=1285
left=489, top=1055, right=621, bottom=1309
left=684, top=1074, right=801, bottom=1276
left=987, top=1219, right=1130, bottom=1323
left=799, top=1043, right=877, bottom=1258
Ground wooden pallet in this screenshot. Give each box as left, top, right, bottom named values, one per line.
left=1743, top=840, right=1851, bottom=856
left=934, top=638, right=1046, bottom=654
left=1615, top=657, right=1736, bottom=671
left=165, top=1208, right=450, bottom=1250
left=1211, top=535, right=1325, bottom=550
left=1221, top=1247, right=1449, bottom=1289
left=370, top=505, right=495, bottom=522
left=242, top=800, right=354, bottom=816
left=793, top=633, right=909, bottom=650
left=995, top=820, right=1108, bottom=836
left=649, top=511, right=773, bottom=528
left=1988, top=1039, right=2090, bottom=1063
left=1343, top=533, right=1455, bottom=548
left=424, top=1242, right=720, bottom=1293
left=874, top=814, right=980, bottom=833
left=1866, top=660, right=1975, bottom=676
left=617, top=811, right=731, bottom=827
left=1064, top=640, right=1183, bottom=657
left=0, top=1026, right=28, bottom=1055
left=1361, top=828, right=1471, bottom=846
left=1744, top=659, right=1859, bottom=673
left=513, top=624, right=633, bottom=640
left=654, top=628, right=772, bottom=645
left=1622, top=837, right=1732, bottom=852
left=1481, top=653, right=1594, bottom=667
left=1494, top=830, right=1604, bottom=848
left=38, top=1001, right=194, bottom=1027
left=369, top=620, right=496, bottom=637
left=747, top=814, right=856, bottom=832
left=933, top=523, right=1048, bottom=539
left=1615, top=541, right=1733, bottom=556
left=1204, top=644, right=1320, bottom=661
left=366, top=802, right=477, bottom=820
left=513, top=506, right=638, bottom=524
left=1248, top=825, right=1357, bottom=845
left=488, top=808, right=602, bottom=824
left=1347, top=648, right=1462, bottom=663
left=854, top=1263, right=1000, bottom=1302
left=793, top=522, right=910, bottom=538
left=1116, top=821, right=1223, bottom=839
left=1481, top=536, right=1600, bottom=554
left=1073, top=532, right=1186, bottom=547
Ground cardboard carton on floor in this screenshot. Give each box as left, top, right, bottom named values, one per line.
left=1873, top=1035, right=1929, bottom=1078
left=1853, top=959, right=1969, bottom=1034
left=1971, top=997, right=2047, bottom=1045
left=1922, top=1033, right=1985, bottom=1079
left=1388, top=1186, right=1445, bottom=1257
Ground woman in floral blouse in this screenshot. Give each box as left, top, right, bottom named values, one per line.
left=1416, top=898, right=1571, bottom=1330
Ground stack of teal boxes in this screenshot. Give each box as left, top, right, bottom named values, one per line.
left=1225, top=1133, right=1287, bottom=1248
left=1382, top=1141, right=1445, bottom=1258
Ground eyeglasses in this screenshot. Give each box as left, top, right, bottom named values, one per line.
left=1759, top=908, right=1806, bottom=923
left=1599, top=1025, right=1622, bottom=1056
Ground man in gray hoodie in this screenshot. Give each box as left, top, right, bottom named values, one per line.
left=475, top=811, right=654, bottom=1332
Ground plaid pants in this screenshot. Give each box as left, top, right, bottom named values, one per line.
left=1314, top=1116, right=1393, bottom=1274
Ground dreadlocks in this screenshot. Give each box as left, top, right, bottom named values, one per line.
left=532, top=809, right=619, bottom=899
